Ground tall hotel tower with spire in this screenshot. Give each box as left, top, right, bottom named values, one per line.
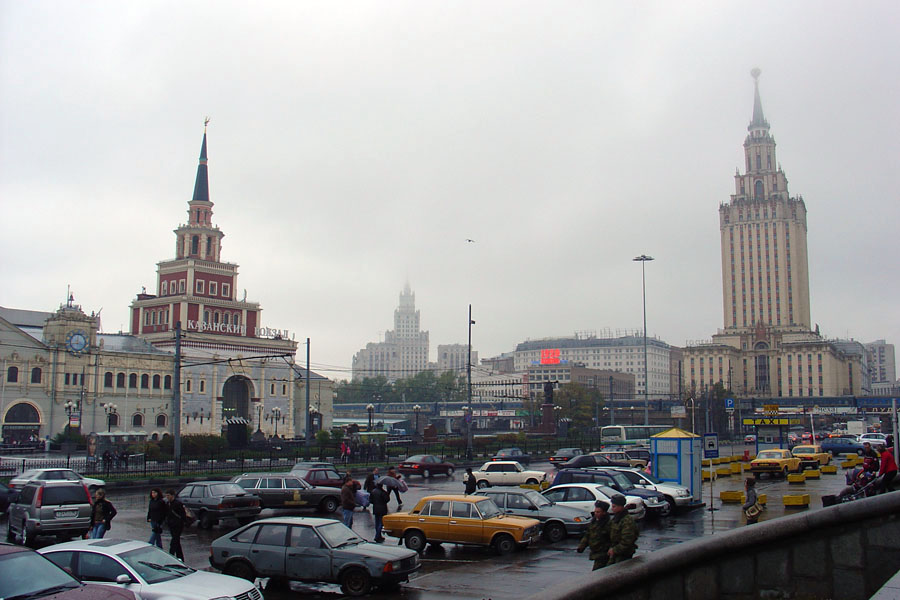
left=684, top=71, right=863, bottom=399
left=130, top=125, right=332, bottom=438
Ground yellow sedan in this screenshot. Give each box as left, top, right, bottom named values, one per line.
left=749, top=449, right=801, bottom=478
left=791, top=444, right=832, bottom=468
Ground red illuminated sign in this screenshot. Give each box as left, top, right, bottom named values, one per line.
left=540, top=349, right=561, bottom=364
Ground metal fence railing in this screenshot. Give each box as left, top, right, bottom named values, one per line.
left=0, top=434, right=609, bottom=480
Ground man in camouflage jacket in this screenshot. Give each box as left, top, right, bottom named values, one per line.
left=607, top=494, right=638, bottom=564
left=577, top=500, right=612, bottom=570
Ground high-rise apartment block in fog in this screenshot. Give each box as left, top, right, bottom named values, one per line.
left=865, top=340, right=896, bottom=384
left=684, top=71, right=864, bottom=399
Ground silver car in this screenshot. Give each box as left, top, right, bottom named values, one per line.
left=39, top=539, right=259, bottom=600
left=603, top=466, right=694, bottom=511
left=210, top=516, right=420, bottom=596
left=9, top=468, right=105, bottom=492
left=7, top=481, right=93, bottom=544
left=474, top=488, right=591, bottom=542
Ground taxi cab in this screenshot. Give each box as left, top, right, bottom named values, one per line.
left=749, top=448, right=801, bottom=477
left=381, top=494, right=541, bottom=555
left=790, top=444, right=832, bottom=468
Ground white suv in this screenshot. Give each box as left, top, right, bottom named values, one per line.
left=603, top=467, right=693, bottom=512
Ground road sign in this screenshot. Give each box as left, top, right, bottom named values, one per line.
left=703, top=433, right=719, bottom=459
left=725, top=398, right=735, bottom=409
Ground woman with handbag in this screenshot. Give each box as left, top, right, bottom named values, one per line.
left=89, top=489, right=117, bottom=539
left=742, top=477, right=762, bottom=525
left=147, top=488, right=167, bottom=548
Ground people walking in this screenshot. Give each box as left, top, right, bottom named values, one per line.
left=606, top=495, right=638, bottom=564
left=876, top=441, right=897, bottom=494
left=464, top=467, right=477, bottom=495
left=370, top=483, right=389, bottom=543
left=862, top=442, right=880, bottom=471
left=742, top=477, right=762, bottom=525
left=147, top=488, right=168, bottom=548
left=364, top=467, right=380, bottom=493
left=577, top=500, right=612, bottom=570
left=164, top=489, right=187, bottom=561
left=88, top=488, right=117, bottom=539
left=341, top=476, right=358, bottom=527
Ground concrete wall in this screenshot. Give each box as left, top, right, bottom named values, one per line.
left=532, top=492, right=900, bottom=600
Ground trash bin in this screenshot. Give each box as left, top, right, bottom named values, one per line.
left=743, top=450, right=750, bottom=461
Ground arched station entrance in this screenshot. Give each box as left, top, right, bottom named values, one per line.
left=2, top=402, right=42, bottom=443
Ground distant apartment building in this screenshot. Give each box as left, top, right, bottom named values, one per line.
left=524, top=364, right=635, bottom=401
left=513, top=332, right=671, bottom=399
left=352, top=283, right=430, bottom=382
left=437, top=344, right=477, bottom=374
left=480, top=353, right=515, bottom=374
left=865, top=340, right=896, bottom=384
left=471, top=372, right=528, bottom=405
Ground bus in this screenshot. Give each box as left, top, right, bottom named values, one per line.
left=600, top=425, right=672, bottom=447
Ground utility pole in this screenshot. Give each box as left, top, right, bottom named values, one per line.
left=305, top=338, right=312, bottom=443
left=173, top=321, right=182, bottom=476
left=467, top=304, right=473, bottom=411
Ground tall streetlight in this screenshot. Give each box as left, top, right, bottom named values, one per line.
left=366, top=403, right=375, bottom=431
left=256, top=404, right=263, bottom=433
left=633, top=254, right=654, bottom=426
left=102, top=403, right=117, bottom=433
left=271, top=407, right=282, bottom=439
left=413, top=404, right=421, bottom=437
left=462, top=405, right=473, bottom=460
left=553, top=405, right=562, bottom=432
left=64, top=401, right=77, bottom=433
left=467, top=305, right=475, bottom=411
left=309, top=406, right=318, bottom=436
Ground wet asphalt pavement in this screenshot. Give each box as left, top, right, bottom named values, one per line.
left=4, top=445, right=852, bottom=599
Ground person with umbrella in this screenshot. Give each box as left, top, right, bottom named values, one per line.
left=377, top=466, right=408, bottom=510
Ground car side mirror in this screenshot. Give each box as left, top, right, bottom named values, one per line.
left=116, top=574, right=134, bottom=585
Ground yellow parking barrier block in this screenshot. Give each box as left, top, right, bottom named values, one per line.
left=840, top=460, right=857, bottom=469
left=702, top=459, right=712, bottom=468
left=783, top=494, right=810, bottom=508
left=730, top=463, right=743, bottom=475
left=805, top=469, right=821, bottom=479
left=821, top=465, right=838, bottom=474
left=787, top=473, right=806, bottom=484
left=702, top=469, right=717, bottom=481
left=730, top=455, right=741, bottom=463
left=720, top=490, right=744, bottom=502
left=716, top=467, right=733, bottom=477
left=758, top=493, right=767, bottom=505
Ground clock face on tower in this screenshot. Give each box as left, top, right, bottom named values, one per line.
left=66, top=330, right=89, bottom=354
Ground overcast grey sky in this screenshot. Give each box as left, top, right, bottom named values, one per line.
left=2, top=2, right=899, bottom=381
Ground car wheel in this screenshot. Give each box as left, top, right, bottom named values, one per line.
left=477, top=480, right=490, bottom=489
left=493, top=533, right=516, bottom=556
left=525, top=478, right=539, bottom=486
left=446, top=467, right=454, bottom=477
left=423, top=469, right=432, bottom=479
left=543, top=522, right=566, bottom=544
left=340, top=567, right=372, bottom=597
left=404, top=530, right=427, bottom=553
left=223, top=560, right=255, bottom=582
left=199, top=512, right=215, bottom=529
left=664, top=497, right=677, bottom=516
left=782, top=467, right=788, bottom=478
left=658, top=499, right=673, bottom=517
left=319, top=497, right=339, bottom=513
left=23, top=529, right=36, bottom=546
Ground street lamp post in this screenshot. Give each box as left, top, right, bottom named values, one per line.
left=413, top=404, right=421, bottom=437
left=553, top=405, right=562, bottom=432
left=308, top=406, right=318, bottom=436
left=271, top=407, right=281, bottom=439
left=102, top=403, right=117, bottom=433
left=367, top=403, right=375, bottom=431
left=64, top=401, right=76, bottom=433
left=462, top=405, right=473, bottom=460
left=256, top=404, right=263, bottom=432
left=633, top=254, right=654, bottom=426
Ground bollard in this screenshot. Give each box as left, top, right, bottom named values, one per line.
left=783, top=493, right=810, bottom=508
left=787, top=473, right=806, bottom=484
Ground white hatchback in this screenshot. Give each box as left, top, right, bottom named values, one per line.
left=541, top=484, right=646, bottom=520
left=601, top=467, right=694, bottom=511
left=39, top=539, right=259, bottom=600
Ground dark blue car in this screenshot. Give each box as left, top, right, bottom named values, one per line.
left=820, top=437, right=865, bottom=456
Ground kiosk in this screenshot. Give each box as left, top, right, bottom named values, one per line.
left=651, top=427, right=702, bottom=503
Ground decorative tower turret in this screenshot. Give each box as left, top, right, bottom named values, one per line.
left=174, top=119, right=224, bottom=262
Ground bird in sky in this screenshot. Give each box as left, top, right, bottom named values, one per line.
left=465, top=239, right=476, bottom=243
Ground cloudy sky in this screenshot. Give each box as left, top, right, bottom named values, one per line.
left=2, top=2, right=898, bottom=381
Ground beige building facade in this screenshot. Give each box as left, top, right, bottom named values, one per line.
left=685, top=71, right=862, bottom=399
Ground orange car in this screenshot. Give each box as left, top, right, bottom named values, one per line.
left=381, top=494, right=541, bottom=555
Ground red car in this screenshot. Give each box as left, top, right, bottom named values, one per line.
left=290, top=465, right=346, bottom=488
left=398, top=455, right=456, bottom=478
left=0, top=542, right=136, bottom=600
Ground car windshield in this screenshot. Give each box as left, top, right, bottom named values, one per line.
left=524, top=490, right=551, bottom=507
left=122, top=545, right=195, bottom=584
left=609, top=472, right=635, bottom=491
left=318, top=522, right=364, bottom=548
left=596, top=486, right=618, bottom=499
left=0, top=551, right=81, bottom=598
left=292, top=469, right=310, bottom=477
left=793, top=447, right=814, bottom=455
left=757, top=451, right=783, bottom=459
left=638, top=472, right=663, bottom=484
left=43, top=486, right=88, bottom=505
left=208, top=483, right=245, bottom=496
left=475, top=498, right=502, bottom=518
left=406, top=455, right=426, bottom=462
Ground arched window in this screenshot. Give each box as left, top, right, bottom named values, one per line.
left=108, top=413, right=119, bottom=428
left=132, top=413, right=144, bottom=428
left=754, top=180, right=764, bottom=199
left=151, top=433, right=159, bottom=441
left=129, top=373, right=138, bottom=388
left=117, top=372, right=126, bottom=388
left=223, top=313, right=230, bottom=325
left=141, top=374, right=149, bottom=389
left=203, top=311, right=210, bottom=324
left=164, top=375, right=172, bottom=390
left=156, top=414, right=167, bottom=427
left=7, top=367, right=18, bottom=383
left=152, top=374, right=161, bottom=389
left=151, top=312, right=157, bottom=325
left=207, top=236, right=213, bottom=255
left=191, top=235, right=199, bottom=255
left=30, top=368, right=42, bottom=384
left=5, top=402, right=39, bottom=423
left=105, top=372, right=114, bottom=388
left=214, top=312, right=220, bottom=324
left=234, top=314, right=241, bottom=326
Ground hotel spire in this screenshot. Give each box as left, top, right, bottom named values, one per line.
left=192, top=118, right=210, bottom=203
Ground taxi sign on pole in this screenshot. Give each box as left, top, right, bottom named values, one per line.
left=703, top=433, right=719, bottom=459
